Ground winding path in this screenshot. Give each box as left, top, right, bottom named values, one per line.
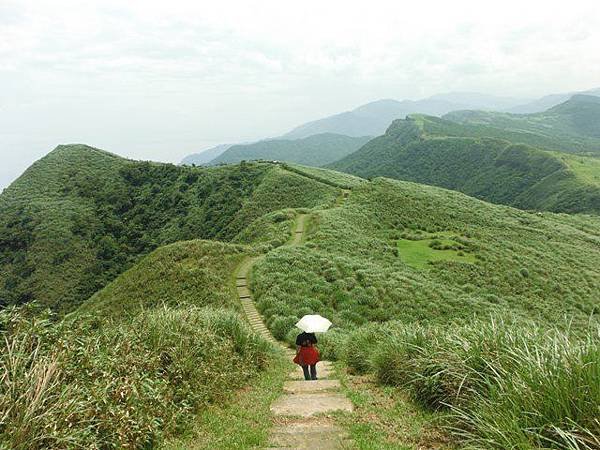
left=235, top=191, right=355, bottom=449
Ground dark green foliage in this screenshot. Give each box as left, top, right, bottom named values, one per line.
left=330, top=115, right=600, bottom=214
left=210, top=133, right=372, bottom=167
left=0, top=146, right=338, bottom=312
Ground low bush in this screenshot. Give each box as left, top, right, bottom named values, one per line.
left=0, top=305, right=272, bottom=449
left=351, top=318, right=600, bottom=449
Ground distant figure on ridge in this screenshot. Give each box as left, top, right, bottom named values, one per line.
left=294, top=331, right=320, bottom=380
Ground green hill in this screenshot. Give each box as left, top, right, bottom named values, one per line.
left=444, top=94, right=600, bottom=154
left=330, top=115, right=600, bottom=214
left=0, top=145, right=339, bottom=312
left=2, top=147, right=600, bottom=448
left=208, top=133, right=372, bottom=167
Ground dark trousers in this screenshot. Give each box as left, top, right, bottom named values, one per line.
left=302, top=364, right=317, bottom=380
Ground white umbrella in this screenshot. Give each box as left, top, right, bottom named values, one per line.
left=295, top=315, right=332, bottom=333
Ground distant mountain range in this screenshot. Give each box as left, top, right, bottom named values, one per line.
left=181, top=88, right=600, bottom=166
left=281, top=93, right=527, bottom=140
left=181, top=143, right=233, bottom=165
left=208, top=133, right=372, bottom=167
left=330, top=109, right=600, bottom=214
left=506, top=87, right=600, bottom=114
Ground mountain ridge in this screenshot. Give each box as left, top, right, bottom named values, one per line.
left=330, top=114, right=600, bottom=214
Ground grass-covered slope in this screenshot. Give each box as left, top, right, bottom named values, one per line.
left=0, top=146, right=338, bottom=312
left=254, top=177, right=600, bottom=338
left=252, top=176, right=600, bottom=448
left=445, top=94, right=600, bottom=154
left=330, top=115, right=600, bottom=214
left=208, top=133, right=372, bottom=167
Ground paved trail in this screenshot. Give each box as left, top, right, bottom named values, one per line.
left=235, top=192, right=354, bottom=449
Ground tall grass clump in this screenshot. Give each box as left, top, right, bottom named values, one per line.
left=352, top=318, right=600, bottom=449
left=0, top=304, right=272, bottom=449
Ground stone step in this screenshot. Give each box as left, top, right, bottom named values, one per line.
left=270, top=393, right=353, bottom=417
left=283, top=380, right=340, bottom=394
left=267, top=421, right=352, bottom=449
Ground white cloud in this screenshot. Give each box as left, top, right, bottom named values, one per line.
left=1, top=0, right=600, bottom=189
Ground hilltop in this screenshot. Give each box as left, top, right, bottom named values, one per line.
left=0, top=145, right=339, bottom=312
left=330, top=114, right=600, bottom=214
left=208, top=133, right=372, bottom=167
left=2, top=146, right=600, bottom=448
left=445, top=94, right=600, bottom=153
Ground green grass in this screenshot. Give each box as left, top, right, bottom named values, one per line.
left=161, top=353, right=290, bottom=450
left=74, top=239, right=248, bottom=320
left=354, top=319, right=600, bottom=449
left=556, top=153, right=600, bottom=186
left=397, top=233, right=477, bottom=269
left=3, top=142, right=600, bottom=448
left=0, top=305, right=273, bottom=450
left=254, top=177, right=600, bottom=335
left=330, top=114, right=600, bottom=214
left=334, top=364, right=453, bottom=450
left=443, top=94, right=600, bottom=153
left=0, top=147, right=338, bottom=313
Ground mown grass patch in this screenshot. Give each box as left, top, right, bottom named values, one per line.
left=397, top=232, right=476, bottom=269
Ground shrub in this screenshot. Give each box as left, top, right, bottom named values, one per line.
left=0, top=305, right=272, bottom=449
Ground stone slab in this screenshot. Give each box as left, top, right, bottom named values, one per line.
left=268, top=422, right=351, bottom=449
left=283, top=379, right=340, bottom=393
left=270, top=393, right=353, bottom=417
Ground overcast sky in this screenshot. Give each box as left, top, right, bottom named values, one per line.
left=1, top=0, right=600, bottom=190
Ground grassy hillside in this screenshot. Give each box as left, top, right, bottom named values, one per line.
left=0, top=146, right=338, bottom=312
left=445, top=94, right=600, bottom=154
left=251, top=175, right=600, bottom=448
left=330, top=115, right=600, bottom=214
left=208, top=133, right=371, bottom=167
left=254, top=177, right=600, bottom=335
left=3, top=146, right=600, bottom=448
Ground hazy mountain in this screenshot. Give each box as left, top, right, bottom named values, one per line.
left=209, top=133, right=372, bottom=167
left=330, top=114, right=600, bottom=214
left=507, top=87, right=600, bottom=114
left=181, top=143, right=232, bottom=165
left=282, top=94, right=526, bottom=140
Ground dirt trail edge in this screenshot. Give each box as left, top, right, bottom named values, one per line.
left=235, top=190, right=354, bottom=449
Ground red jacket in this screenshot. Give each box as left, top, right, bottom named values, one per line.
left=294, top=345, right=320, bottom=366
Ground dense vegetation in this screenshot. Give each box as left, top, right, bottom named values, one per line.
left=250, top=174, right=600, bottom=448
left=342, top=319, right=600, bottom=449
left=0, top=146, right=338, bottom=312
left=445, top=94, right=600, bottom=154
left=330, top=115, right=600, bottom=214
left=0, top=151, right=342, bottom=448
left=1, top=303, right=272, bottom=449
left=208, top=133, right=371, bottom=167
left=3, top=142, right=600, bottom=448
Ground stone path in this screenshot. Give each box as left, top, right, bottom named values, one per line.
left=235, top=210, right=354, bottom=449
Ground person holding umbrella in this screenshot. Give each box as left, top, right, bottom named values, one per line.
left=293, top=315, right=332, bottom=381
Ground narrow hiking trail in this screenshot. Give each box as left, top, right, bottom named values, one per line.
left=235, top=189, right=355, bottom=449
